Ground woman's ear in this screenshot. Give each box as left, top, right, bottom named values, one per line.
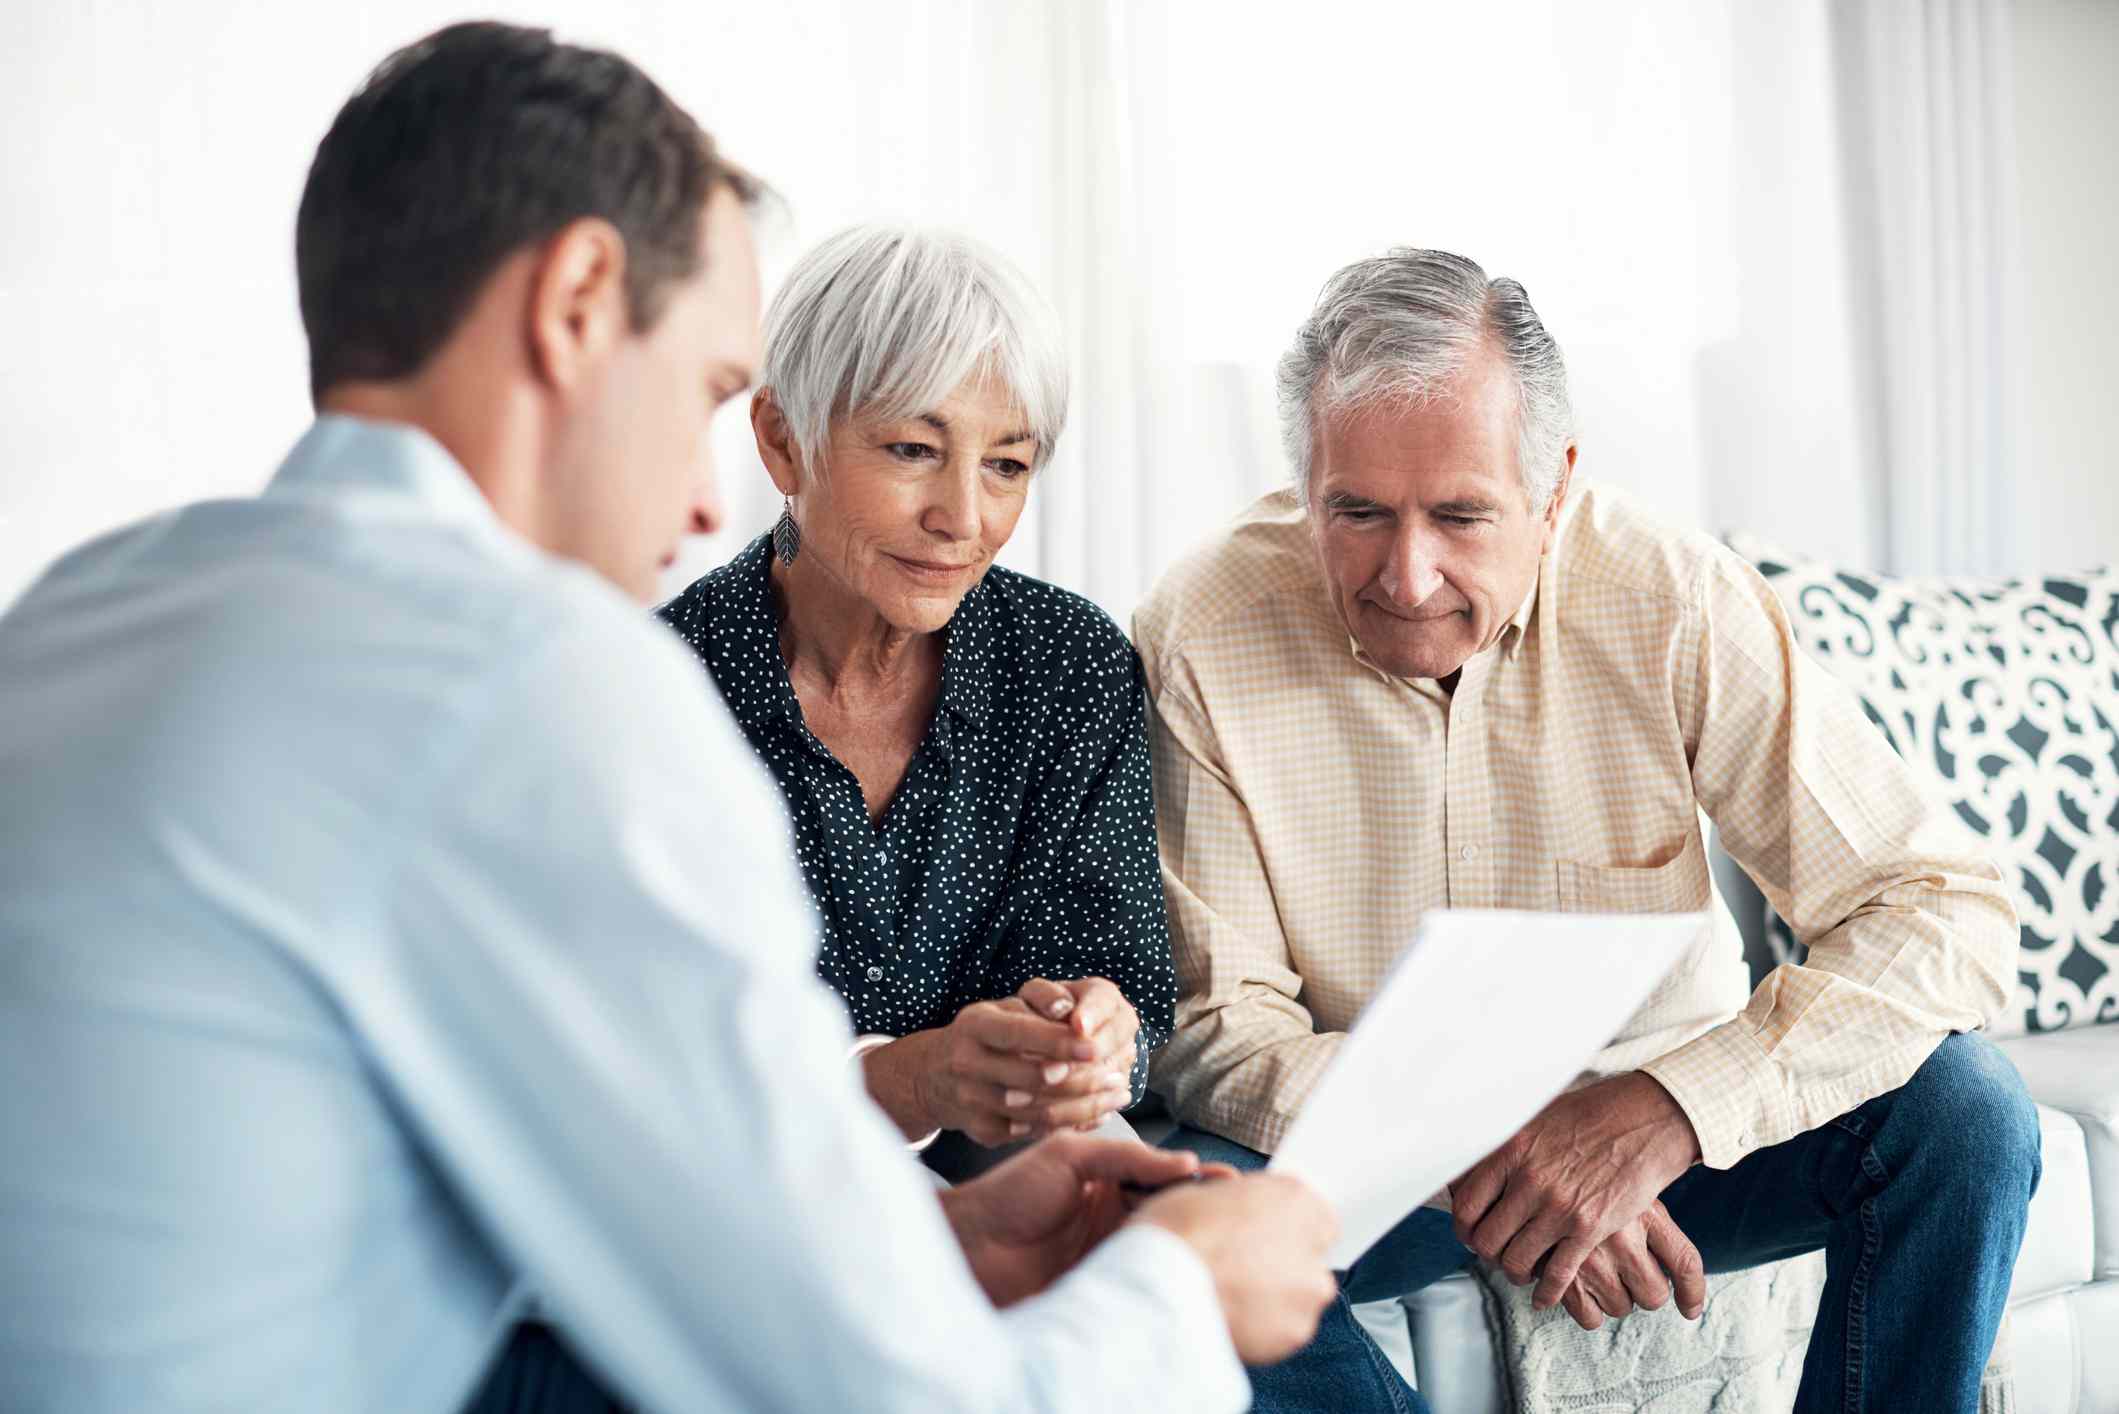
left=751, top=387, right=802, bottom=498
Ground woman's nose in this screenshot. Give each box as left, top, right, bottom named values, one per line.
left=925, top=465, right=980, bottom=540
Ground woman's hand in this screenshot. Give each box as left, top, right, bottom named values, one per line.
left=863, top=997, right=1134, bottom=1147
left=1016, top=976, right=1141, bottom=1131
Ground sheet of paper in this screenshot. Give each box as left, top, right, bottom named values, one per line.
left=1270, top=908, right=1709, bottom=1268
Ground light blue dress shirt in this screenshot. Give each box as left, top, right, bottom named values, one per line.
left=0, top=416, right=1247, bottom=1413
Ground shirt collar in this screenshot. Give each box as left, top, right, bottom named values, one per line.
left=266, top=414, right=508, bottom=543
left=711, top=536, right=997, bottom=739
left=715, top=536, right=807, bottom=734
left=934, top=576, right=995, bottom=735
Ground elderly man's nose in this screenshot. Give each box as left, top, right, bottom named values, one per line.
left=1381, top=534, right=1443, bottom=604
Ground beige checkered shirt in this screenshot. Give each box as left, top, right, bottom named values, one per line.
left=1134, top=482, right=2018, bottom=1170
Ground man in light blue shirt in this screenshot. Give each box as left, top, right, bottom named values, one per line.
left=0, top=22, right=1336, bottom=1413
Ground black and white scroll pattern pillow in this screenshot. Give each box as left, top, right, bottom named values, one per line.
left=1725, top=534, right=2119, bottom=1037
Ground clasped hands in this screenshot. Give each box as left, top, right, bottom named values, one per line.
left=863, top=976, right=1139, bottom=1148
left=1450, top=1071, right=1709, bottom=1331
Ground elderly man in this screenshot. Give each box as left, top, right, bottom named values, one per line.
left=1136, top=247, right=2040, bottom=1414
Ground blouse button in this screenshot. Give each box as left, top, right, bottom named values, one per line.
left=865, top=965, right=885, bottom=983
left=878, top=850, right=891, bottom=866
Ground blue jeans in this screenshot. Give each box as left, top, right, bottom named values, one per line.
left=1166, top=1033, right=2041, bottom=1414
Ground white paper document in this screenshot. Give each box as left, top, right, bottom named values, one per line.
left=1270, top=909, right=1709, bottom=1268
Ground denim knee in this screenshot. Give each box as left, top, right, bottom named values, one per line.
left=1161, top=1123, right=1272, bottom=1174
left=1895, top=1033, right=2042, bottom=1201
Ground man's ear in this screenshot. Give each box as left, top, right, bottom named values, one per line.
left=1539, top=442, right=1578, bottom=553
left=526, top=217, right=628, bottom=395
left=751, top=387, right=802, bottom=498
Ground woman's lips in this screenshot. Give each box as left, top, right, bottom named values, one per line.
left=889, top=553, right=974, bottom=580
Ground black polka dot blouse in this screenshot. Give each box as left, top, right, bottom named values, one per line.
left=657, top=534, right=1175, bottom=1104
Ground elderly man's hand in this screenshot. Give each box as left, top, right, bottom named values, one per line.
left=1015, top=976, right=1141, bottom=1132
left=1554, top=1200, right=1706, bottom=1329
left=939, top=1133, right=1208, bottom=1306
left=1450, top=1071, right=1702, bottom=1315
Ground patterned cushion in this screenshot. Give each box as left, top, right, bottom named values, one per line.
left=1725, top=536, right=2119, bottom=1037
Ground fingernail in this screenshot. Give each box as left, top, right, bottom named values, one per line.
left=1008, top=1121, right=1030, bottom=1137
left=1049, top=998, right=1073, bottom=1018
left=1042, top=1062, right=1069, bottom=1085
left=1004, top=1089, right=1031, bottom=1109
left=1104, top=1071, right=1127, bottom=1090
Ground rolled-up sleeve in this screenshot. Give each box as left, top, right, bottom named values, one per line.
left=1641, top=550, right=2019, bottom=1170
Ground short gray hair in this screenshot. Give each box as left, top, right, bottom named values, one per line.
left=761, top=225, right=1069, bottom=474
left=1277, top=248, right=1573, bottom=512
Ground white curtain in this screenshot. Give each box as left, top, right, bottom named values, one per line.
left=1831, top=0, right=2022, bottom=576
left=2, top=1, right=1903, bottom=614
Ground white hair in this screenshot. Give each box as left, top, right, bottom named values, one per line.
left=761, top=225, right=1069, bottom=475
left=1277, top=247, right=1574, bottom=513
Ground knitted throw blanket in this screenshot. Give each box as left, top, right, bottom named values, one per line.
left=1475, top=1252, right=2014, bottom=1413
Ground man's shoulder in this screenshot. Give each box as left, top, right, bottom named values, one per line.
left=1134, top=488, right=1333, bottom=679
left=1552, top=480, right=1730, bottom=615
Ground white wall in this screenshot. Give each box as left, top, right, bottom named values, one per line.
left=5, top=1, right=2103, bottom=618
left=0, top=1, right=1061, bottom=607
left=2012, top=0, right=2119, bottom=573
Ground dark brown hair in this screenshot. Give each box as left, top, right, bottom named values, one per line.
left=295, top=21, right=759, bottom=403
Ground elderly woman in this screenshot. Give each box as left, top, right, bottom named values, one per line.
left=658, top=227, right=1172, bottom=1178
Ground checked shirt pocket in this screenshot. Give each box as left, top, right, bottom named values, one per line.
left=1556, top=829, right=1711, bottom=915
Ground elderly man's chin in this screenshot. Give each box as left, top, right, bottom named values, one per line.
left=1357, top=610, right=1479, bottom=682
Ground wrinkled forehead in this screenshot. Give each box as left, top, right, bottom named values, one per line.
left=1313, top=375, right=1524, bottom=499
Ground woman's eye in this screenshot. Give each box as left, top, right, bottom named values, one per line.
left=986, top=458, right=1029, bottom=479
left=885, top=441, right=941, bottom=462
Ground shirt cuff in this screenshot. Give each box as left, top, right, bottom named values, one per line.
left=1029, top=1223, right=1248, bottom=1414
left=1639, top=1021, right=1797, bottom=1171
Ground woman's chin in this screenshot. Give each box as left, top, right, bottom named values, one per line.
left=872, top=587, right=966, bottom=637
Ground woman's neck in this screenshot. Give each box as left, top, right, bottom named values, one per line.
left=769, top=552, right=939, bottom=701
